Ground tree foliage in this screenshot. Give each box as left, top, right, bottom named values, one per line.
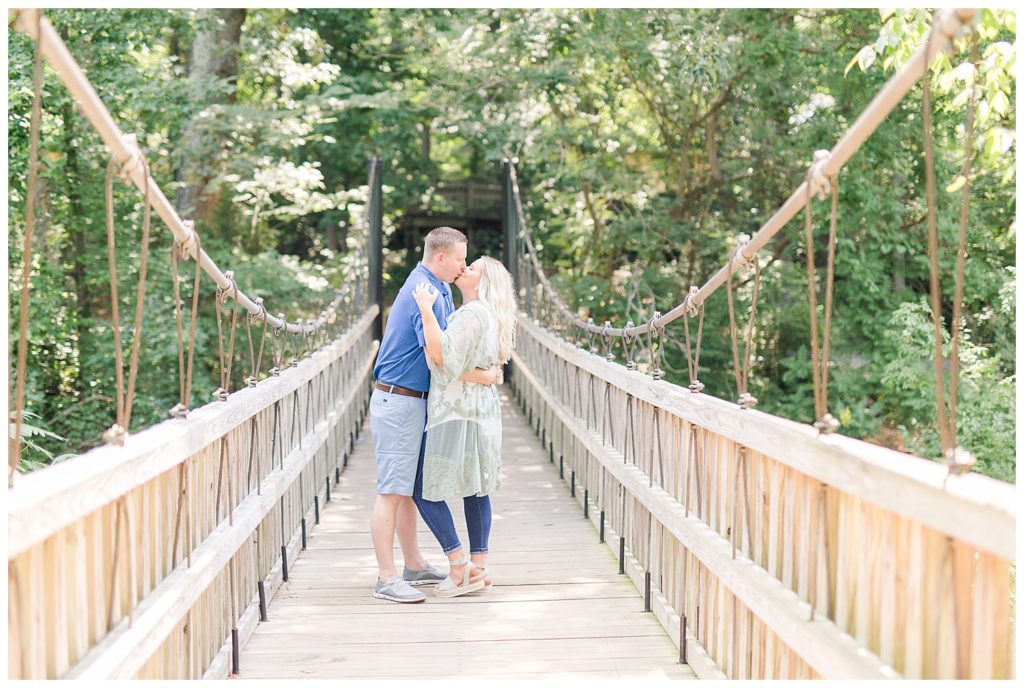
left=8, top=9, right=1015, bottom=481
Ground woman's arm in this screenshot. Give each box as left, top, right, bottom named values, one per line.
left=460, top=365, right=501, bottom=386
left=411, top=283, right=443, bottom=367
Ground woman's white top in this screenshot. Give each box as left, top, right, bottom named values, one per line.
left=422, top=299, right=502, bottom=502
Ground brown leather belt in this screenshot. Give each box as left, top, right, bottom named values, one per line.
left=374, top=381, right=428, bottom=399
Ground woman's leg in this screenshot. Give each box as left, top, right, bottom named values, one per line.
left=464, top=495, right=492, bottom=583
left=412, top=447, right=473, bottom=581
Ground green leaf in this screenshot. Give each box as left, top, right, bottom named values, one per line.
left=845, top=46, right=874, bottom=76
left=945, top=174, right=967, bottom=193
left=991, top=89, right=1009, bottom=116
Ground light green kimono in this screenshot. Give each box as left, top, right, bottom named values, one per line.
left=421, top=299, right=502, bottom=502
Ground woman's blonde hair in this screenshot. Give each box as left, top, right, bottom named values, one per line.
left=475, top=256, right=518, bottom=364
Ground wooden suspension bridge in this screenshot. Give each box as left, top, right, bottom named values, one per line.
left=6, top=8, right=1015, bottom=681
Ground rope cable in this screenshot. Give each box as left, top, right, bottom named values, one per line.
left=170, top=224, right=202, bottom=417
left=682, top=286, right=705, bottom=393
left=102, top=150, right=153, bottom=445
left=802, top=159, right=841, bottom=433
left=726, top=242, right=761, bottom=409
left=922, top=25, right=979, bottom=475
left=502, top=10, right=975, bottom=356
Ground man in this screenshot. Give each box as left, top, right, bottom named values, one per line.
left=368, top=226, right=500, bottom=603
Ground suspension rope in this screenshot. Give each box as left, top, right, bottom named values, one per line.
left=102, top=148, right=153, bottom=446
left=681, top=286, right=705, bottom=393
left=726, top=240, right=761, bottom=409
left=214, top=273, right=241, bottom=401
left=923, top=24, right=978, bottom=475
left=245, top=298, right=269, bottom=387
left=503, top=9, right=976, bottom=351
left=803, top=151, right=841, bottom=433
left=646, top=311, right=665, bottom=380
left=11, top=10, right=375, bottom=357
left=170, top=222, right=202, bottom=417
left=10, top=9, right=44, bottom=482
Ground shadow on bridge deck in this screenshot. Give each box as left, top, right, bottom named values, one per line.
left=239, top=389, right=694, bottom=679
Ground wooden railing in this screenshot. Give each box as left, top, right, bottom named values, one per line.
left=7, top=306, right=378, bottom=679
left=510, top=317, right=1015, bottom=680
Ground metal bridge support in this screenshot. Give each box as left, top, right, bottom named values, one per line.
left=500, top=158, right=519, bottom=293
left=367, top=156, right=385, bottom=340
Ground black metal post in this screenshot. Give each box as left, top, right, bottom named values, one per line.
left=570, top=470, right=576, bottom=497
left=335, top=466, right=340, bottom=484
left=325, top=476, right=331, bottom=502
left=599, top=510, right=605, bottom=543
left=618, top=536, right=625, bottom=574
left=680, top=615, right=687, bottom=664
left=258, top=580, right=268, bottom=621
left=501, top=158, right=517, bottom=282
left=281, top=545, right=289, bottom=582
left=644, top=571, right=652, bottom=612
left=231, top=628, right=240, bottom=674
left=301, top=517, right=307, bottom=549
left=583, top=489, right=589, bottom=519
left=367, top=156, right=384, bottom=340
left=559, top=456, right=564, bottom=479
left=313, top=496, right=320, bottom=524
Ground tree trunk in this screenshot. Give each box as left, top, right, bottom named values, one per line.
left=707, top=111, right=720, bottom=181
left=420, top=121, right=431, bottom=161
left=175, top=8, right=247, bottom=221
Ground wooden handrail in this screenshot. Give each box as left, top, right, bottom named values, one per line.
left=511, top=318, right=1015, bottom=679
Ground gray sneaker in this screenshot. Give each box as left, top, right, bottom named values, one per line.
left=374, top=576, right=426, bottom=603
left=403, top=561, right=447, bottom=586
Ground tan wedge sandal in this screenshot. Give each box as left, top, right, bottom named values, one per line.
left=469, top=563, right=493, bottom=594
left=433, top=556, right=485, bottom=598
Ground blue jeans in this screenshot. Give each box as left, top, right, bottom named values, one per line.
left=412, top=434, right=492, bottom=555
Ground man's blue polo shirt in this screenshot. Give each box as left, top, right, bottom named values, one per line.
left=372, top=262, right=455, bottom=393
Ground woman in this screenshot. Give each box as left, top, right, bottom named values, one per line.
left=410, top=256, right=517, bottom=597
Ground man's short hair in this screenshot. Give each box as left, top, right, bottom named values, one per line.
left=423, top=226, right=468, bottom=261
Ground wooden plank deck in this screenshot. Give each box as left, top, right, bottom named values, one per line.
left=239, top=388, right=695, bottom=679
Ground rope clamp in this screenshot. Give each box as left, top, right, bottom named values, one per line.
left=684, top=285, right=700, bottom=318
left=737, top=392, right=758, bottom=410
left=249, top=297, right=266, bottom=325
left=103, top=423, right=128, bottom=446
left=806, top=149, right=832, bottom=200
left=688, top=380, right=705, bottom=394
left=217, top=271, right=236, bottom=305
left=176, top=219, right=199, bottom=260
left=944, top=445, right=976, bottom=476
left=116, top=133, right=145, bottom=184
left=623, top=321, right=637, bottom=370
left=212, top=387, right=229, bottom=402
left=168, top=403, right=189, bottom=419
left=813, top=413, right=840, bottom=434
left=586, top=318, right=598, bottom=354
left=244, top=375, right=258, bottom=388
